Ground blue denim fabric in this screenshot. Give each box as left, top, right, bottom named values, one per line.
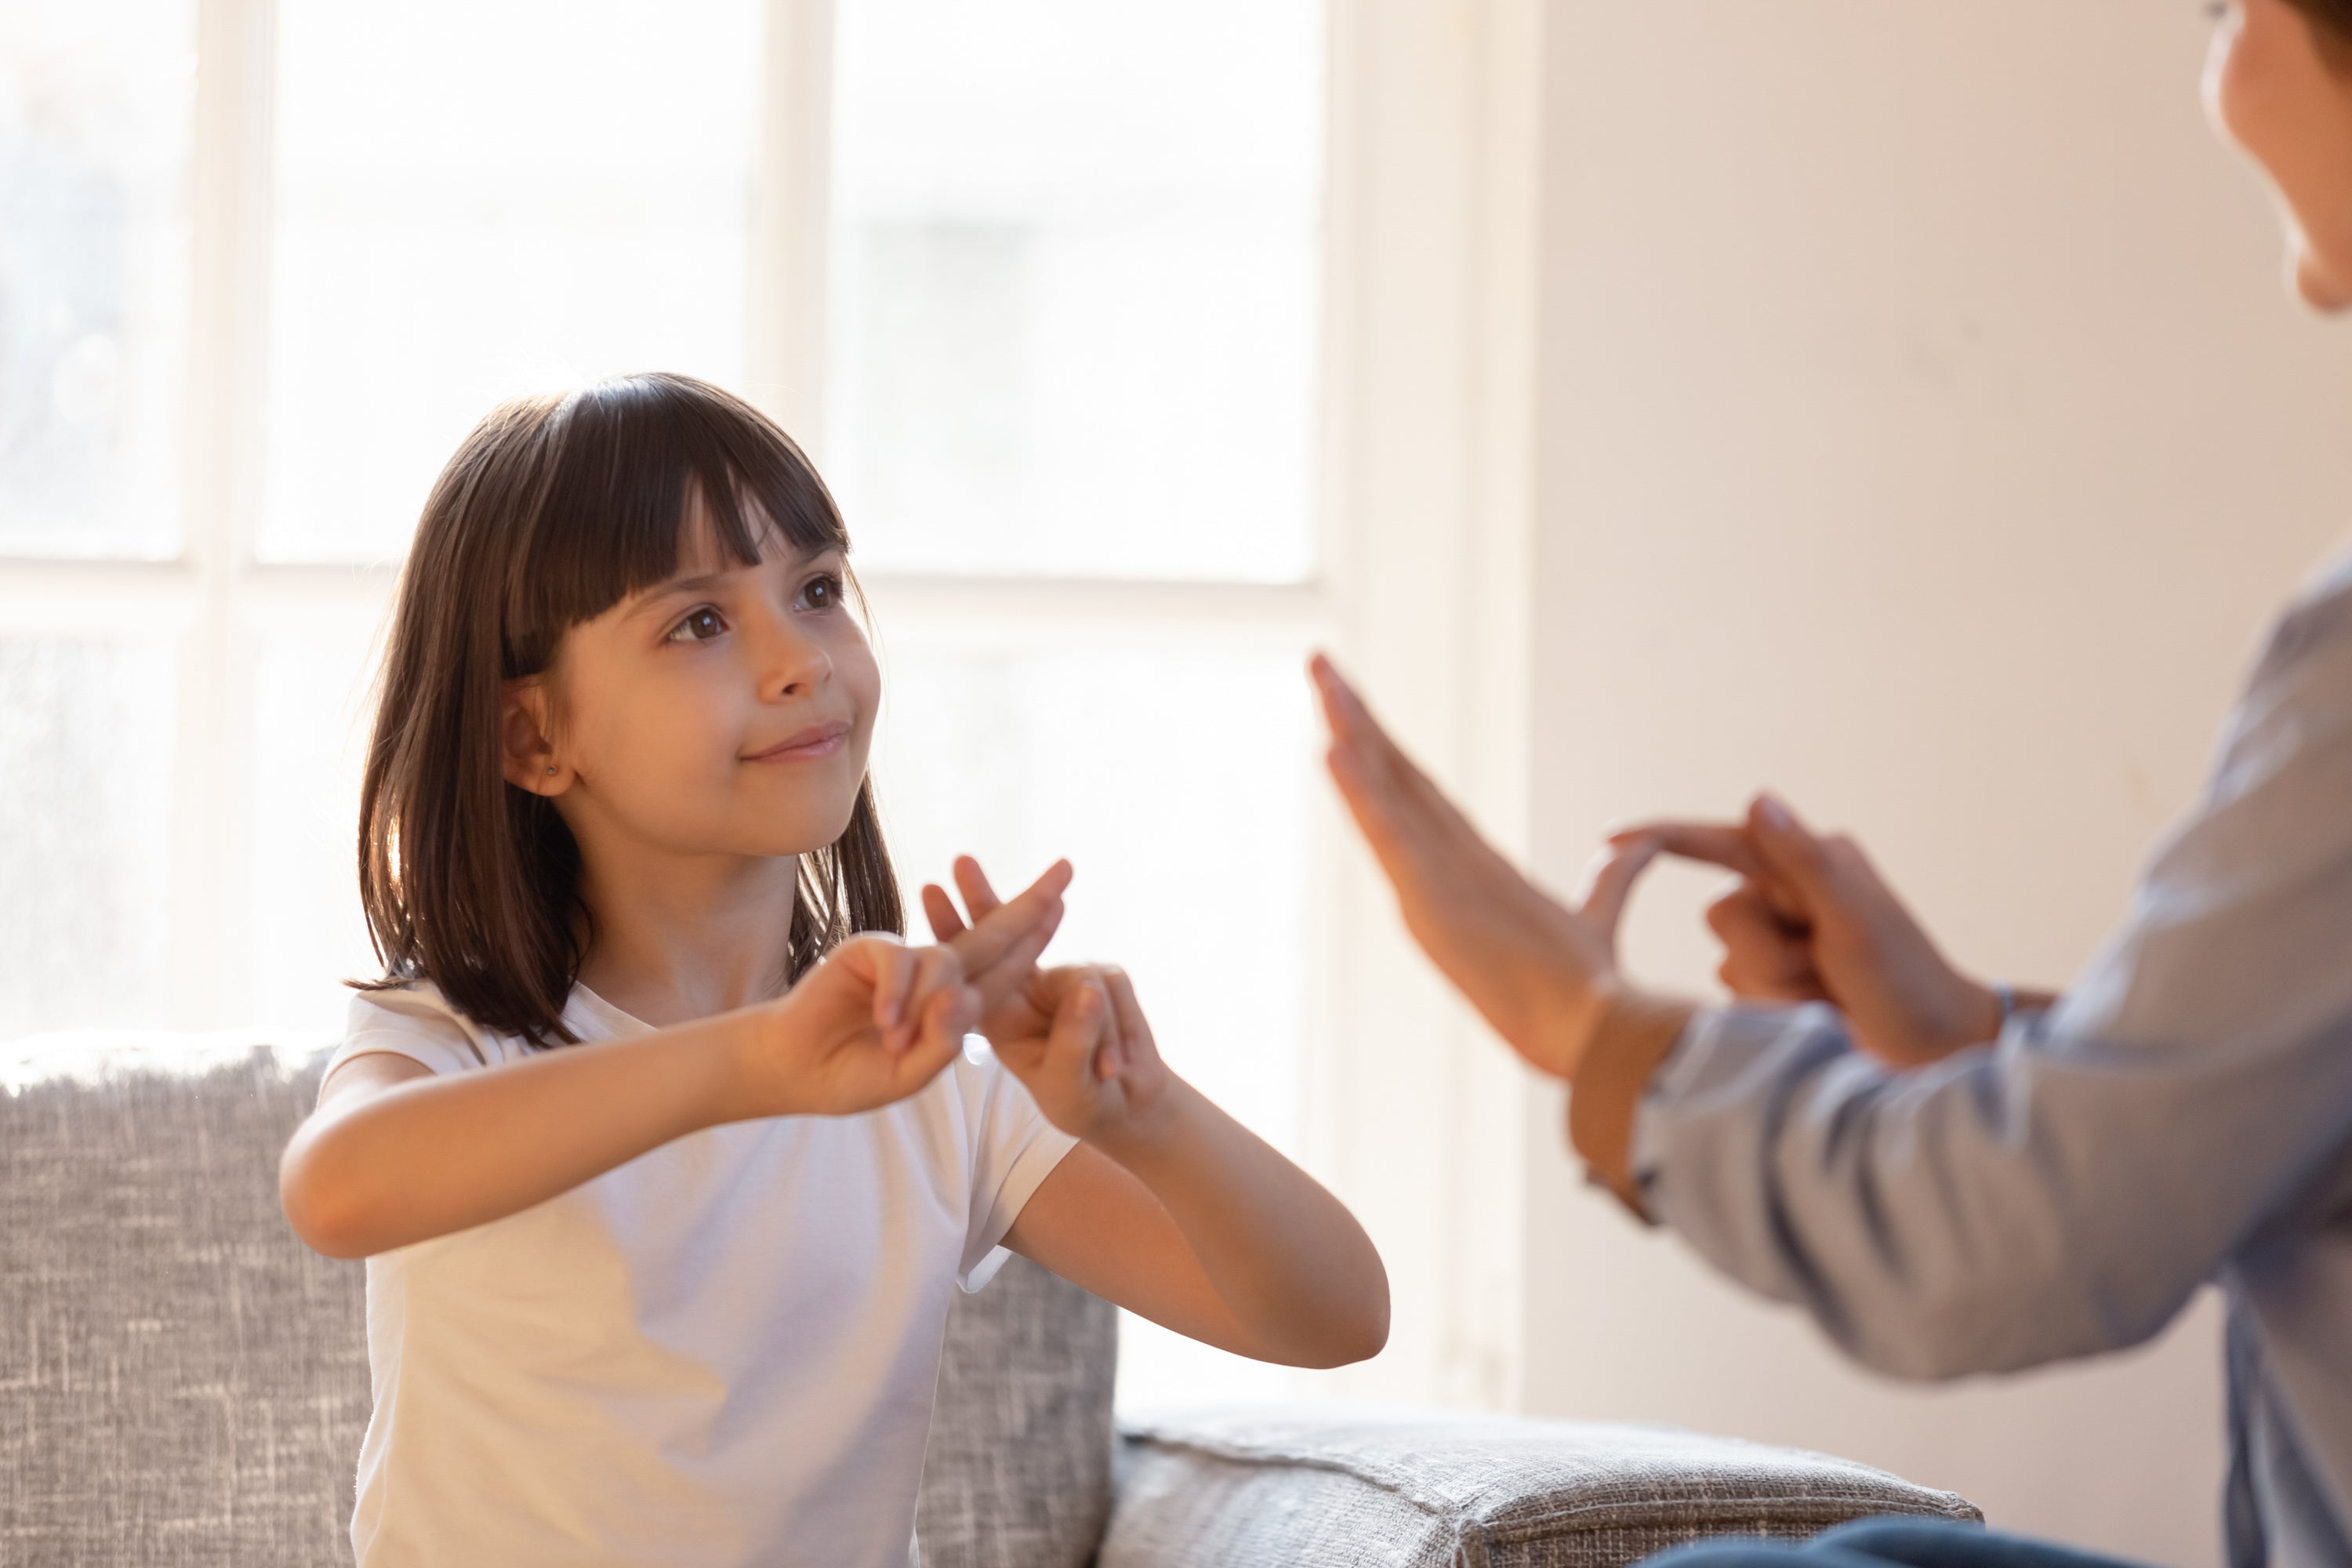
left=1641, top=1519, right=2147, bottom=1568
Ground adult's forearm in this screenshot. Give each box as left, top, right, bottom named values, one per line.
left=1102, top=1081, right=1390, bottom=1367
left=1633, top=1000, right=2352, bottom=1379
left=280, top=1016, right=747, bottom=1258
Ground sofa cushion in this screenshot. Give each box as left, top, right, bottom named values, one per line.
left=0, top=1041, right=368, bottom=1567
left=1102, top=1407, right=1982, bottom=1568
left=916, top=1253, right=1119, bottom=1568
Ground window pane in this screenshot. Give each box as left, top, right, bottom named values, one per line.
left=0, top=0, right=191, bottom=558
left=259, top=0, right=761, bottom=563
left=828, top=0, right=1323, bottom=583
left=0, top=636, right=177, bottom=1038
left=871, top=634, right=1313, bottom=1406
left=252, top=618, right=382, bottom=1031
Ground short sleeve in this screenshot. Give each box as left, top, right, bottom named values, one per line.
left=950, top=1042, right=1079, bottom=1293
left=327, top=985, right=502, bottom=1083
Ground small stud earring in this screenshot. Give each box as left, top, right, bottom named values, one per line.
left=546, top=765, right=557, bottom=775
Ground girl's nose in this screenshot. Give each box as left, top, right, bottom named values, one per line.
left=757, top=616, right=833, bottom=701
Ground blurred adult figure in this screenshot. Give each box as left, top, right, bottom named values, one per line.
left=1312, top=2, right=2352, bottom=1564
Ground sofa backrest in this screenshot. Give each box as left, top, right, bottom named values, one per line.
left=0, top=1042, right=1116, bottom=1568
left=0, top=1047, right=368, bottom=1566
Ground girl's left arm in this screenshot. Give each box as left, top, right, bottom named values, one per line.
left=996, top=967, right=1389, bottom=1369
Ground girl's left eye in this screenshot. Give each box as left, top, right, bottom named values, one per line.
left=665, top=606, right=729, bottom=643
left=797, top=573, right=845, bottom=612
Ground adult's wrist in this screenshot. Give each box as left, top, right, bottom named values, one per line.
left=1527, top=973, right=1615, bottom=1082
left=1566, top=986, right=1697, bottom=1218
left=1955, top=979, right=2007, bottom=1051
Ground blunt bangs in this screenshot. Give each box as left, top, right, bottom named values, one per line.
left=502, top=373, right=851, bottom=681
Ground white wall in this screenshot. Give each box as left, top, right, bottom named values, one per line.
left=1521, top=3, right=2352, bottom=1563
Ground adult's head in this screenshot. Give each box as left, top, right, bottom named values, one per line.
left=2209, top=0, right=2352, bottom=310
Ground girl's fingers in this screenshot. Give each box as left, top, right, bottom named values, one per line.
left=866, top=936, right=914, bottom=1035
left=953, top=856, right=1007, bottom=921
left=1098, top=967, right=1150, bottom=1080
left=965, top=901, right=1065, bottom=1012
left=1102, top=967, right=1148, bottom=1047
left=892, top=946, right=965, bottom=1052
left=920, top=883, right=969, bottom=942
left=947, top=860, right=1073, bottom=978
left=916, top=943, right=965, bottom=1004
left=894, top=985, right=975, bottom=1091
left=1044, top=970, right=1109, bottom=1081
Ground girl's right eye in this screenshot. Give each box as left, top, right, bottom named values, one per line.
left=665, top=606, right=730, bottom=644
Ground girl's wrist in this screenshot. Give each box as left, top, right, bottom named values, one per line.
left=1090, top=1073, right=1200, bottom=1171
left=710, top=1004, right=797, bottom=1123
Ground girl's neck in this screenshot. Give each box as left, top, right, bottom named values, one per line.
left=571, top=849, right=800, bottom=1028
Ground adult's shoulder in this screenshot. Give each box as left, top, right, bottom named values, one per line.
left=2263, top=546, right=2352, bottom=669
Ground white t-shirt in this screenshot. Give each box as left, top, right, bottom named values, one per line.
left=327, top=981, right=1077, bottom=1568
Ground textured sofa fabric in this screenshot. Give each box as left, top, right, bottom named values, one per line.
left=1102, top=1410, right=1982, bottom=1567
left=0, top=1044, right=368, bottom=1567
left=917, top=1254, right=1118, bottom=1568
left=3, top=1036, right=1980, bottom=1566
left=0, top=1039, right=1118, bottom=1568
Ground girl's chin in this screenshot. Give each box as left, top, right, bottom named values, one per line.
left=735, top=798, right=863, bottom=861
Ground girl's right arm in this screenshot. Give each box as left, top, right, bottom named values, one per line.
left=281, top=866, right=1070, bottom=1259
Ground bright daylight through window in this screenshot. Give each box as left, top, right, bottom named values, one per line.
left=1, top=0, right=1328, bottom=1410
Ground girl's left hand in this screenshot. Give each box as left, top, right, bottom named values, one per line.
left=922, top=859, right=1174, bottom=1145
left=1005, top=964, right=1176, bottom=1146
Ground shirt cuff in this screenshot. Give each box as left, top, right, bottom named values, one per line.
left=1567, top=989, right=1698, bottom=1221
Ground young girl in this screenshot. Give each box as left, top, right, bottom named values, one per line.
left=278, top=372, right=1388, bottom=1566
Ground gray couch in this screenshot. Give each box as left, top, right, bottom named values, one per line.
left=1, top=1040, right=1981, bottom=1566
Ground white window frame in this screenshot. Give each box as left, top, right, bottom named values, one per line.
left=0, top=0, right=1547, bottom=1412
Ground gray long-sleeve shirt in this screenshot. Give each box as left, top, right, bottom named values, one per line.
left=1632, top=552, right=2352, bottom=1568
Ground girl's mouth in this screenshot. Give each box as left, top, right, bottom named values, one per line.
left=742, top=721, right=851, bottom=764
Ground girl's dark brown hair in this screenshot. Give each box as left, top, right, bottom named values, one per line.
left=2288, top=0, right=2352, bottom=65
left=356, top=372, right=902, bottom=1046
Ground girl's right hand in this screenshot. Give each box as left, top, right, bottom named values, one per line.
left=731, top=860, right=1074, bottom=1119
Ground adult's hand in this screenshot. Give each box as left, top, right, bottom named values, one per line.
left=1309, top=653, right=1661, bottom=1081
left=1614, top=795, right=2034, bottom=1069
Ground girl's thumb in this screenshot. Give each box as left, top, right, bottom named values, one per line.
left=1046, top=975, right=1107, bottom=1073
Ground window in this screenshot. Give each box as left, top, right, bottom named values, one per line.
left=828, top=0, right=1325, bottom=1407
left=0, top=0, right=194, bottom=1040
left=1, top=0, right=1540, bottom=1415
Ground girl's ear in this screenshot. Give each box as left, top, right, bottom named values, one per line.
left=499, top=679, right=567, bottom=794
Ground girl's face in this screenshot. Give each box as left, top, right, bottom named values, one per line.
left=512, top=498, right=881, bottom=867
left=2207, top=0, right=2352, bottom=310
